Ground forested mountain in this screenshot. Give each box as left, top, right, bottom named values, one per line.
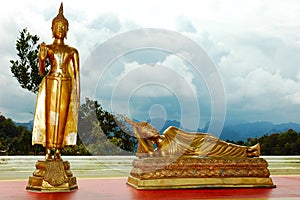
left=1, top=99, right=137, bottom=155
left=146, top=118, right=300, bottom=142
left=14, top=120, right=33, bottom=131
left=0, top=115, right=42, bottom=155
left=219, top=121, right=300, bottom=141
left=4, top=116, right=300, bottom=155
left=232, top=129, right=300, bottom=155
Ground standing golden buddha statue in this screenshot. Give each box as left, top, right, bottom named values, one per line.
left=32, top=3, right=80, bottom=161
left=27, top=3, right=79, bottom=192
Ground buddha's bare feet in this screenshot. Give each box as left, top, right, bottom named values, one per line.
left=251, top=143, right=260, bottom=152
left=45, top=148, right=52, bottom=161
left=247, top=143, right=260, bottom=157
left=54, top=149, right=62, bottom=161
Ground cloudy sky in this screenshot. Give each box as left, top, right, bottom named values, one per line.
left=1, top=0, right=300, bottom=132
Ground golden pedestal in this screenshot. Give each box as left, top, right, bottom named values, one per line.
left=127, top=156, right=276, bottom=189
left=26, top=160, right=78, bottom=192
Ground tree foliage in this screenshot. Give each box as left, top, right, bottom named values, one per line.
left=0, top=115, right=45, bottom=155
left=10, top=28, right=48, bottom=93
left=246, top=129, right=300, bottom=155
left=228, top=129, right=300, bottom=155
left=78, top=98, right=137, bottom=155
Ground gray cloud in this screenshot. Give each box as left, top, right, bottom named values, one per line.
left=1, top=0, right=300, bottom=128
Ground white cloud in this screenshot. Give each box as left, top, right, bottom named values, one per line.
left=1, top=0, right=300, bottom=125
left=175, top=16, right=197, bottom=33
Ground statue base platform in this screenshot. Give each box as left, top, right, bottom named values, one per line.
left=26, top=160, right=78, bottom=192
left=127, top=156, right=276, bottom=190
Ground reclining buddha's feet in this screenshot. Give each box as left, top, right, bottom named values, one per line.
left=247, top=143, right=260, bottom=157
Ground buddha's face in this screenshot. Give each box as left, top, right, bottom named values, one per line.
left=52, top=21, right=68, bottom=39
left=139, top=122, right=160, bottom=139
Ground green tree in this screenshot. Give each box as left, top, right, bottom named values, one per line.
left=0, top=115, right=45, bottom=155
left=78, top=98, right=137, bottom=155
left=10, top=28, right=48, bottom=93
left=246, top=129, right=300, bottom=155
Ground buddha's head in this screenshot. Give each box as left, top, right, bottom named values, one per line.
left=124, top=116, right=160, bottom=139
left=52, top=3, right=69, bottom=39
left=138, top=122, right=160, bottom=139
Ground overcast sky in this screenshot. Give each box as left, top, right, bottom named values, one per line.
left=1, top=0, right=300, bottom=132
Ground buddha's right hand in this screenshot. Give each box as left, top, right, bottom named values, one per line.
left=38, top=42, right=47, bottom=75
left=39, top=42, right=47, bottom=60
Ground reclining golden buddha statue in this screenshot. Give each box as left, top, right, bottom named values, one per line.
left=125, top=117, right=260, bottom=158
left=124, top=117, right=275, bottom=190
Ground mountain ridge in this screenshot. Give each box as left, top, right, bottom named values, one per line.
left=147, top=118, right=300, bottom=141
left=14, top=119, right=300, bottom=142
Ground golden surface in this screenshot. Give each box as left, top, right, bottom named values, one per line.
left=27, top=177, right=78, bottom=192
left=127, top=175, right=275, bottom=190
left=32, top=3, right=80, bottom=161
left=129, top=157, right=271, bottom=179
left=125, top=117, right=260, bottom=158
left=26, top=160, right=78, bottom=192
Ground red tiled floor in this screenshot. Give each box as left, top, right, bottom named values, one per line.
left=0, top=176, right=299, bottom=200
